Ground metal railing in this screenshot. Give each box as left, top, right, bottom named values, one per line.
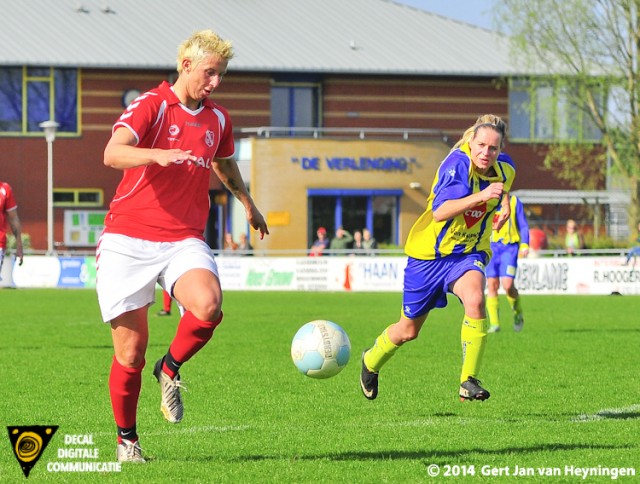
left=21, top=247, right=633, bottom=258
left=240, top=126, right=449, bottom=142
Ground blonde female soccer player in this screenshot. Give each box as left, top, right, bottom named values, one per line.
left=360, top=115, right=515, bottom=402
left=97, top=30, right=268, bottom=463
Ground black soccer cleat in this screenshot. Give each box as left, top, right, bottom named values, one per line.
left=360, top=351, right=379, bottom=400
left=459, top=376, right=490, bottom=402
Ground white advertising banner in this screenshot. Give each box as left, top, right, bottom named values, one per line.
left=12, top=256, right=61, bottom=288
left=516, top=256, right=640, bottom=295
left=216, top=255, right=639, bottom=295
left=7, top=255, right=640, bottom=295
left=215, top=256, right=406, bottom=292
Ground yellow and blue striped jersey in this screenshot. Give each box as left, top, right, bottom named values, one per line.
left=490, top=194, right=530, bottom=250
left=404, top=144, right=516, bottom=261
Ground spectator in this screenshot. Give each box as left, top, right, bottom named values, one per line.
left=309, top=227, right=329, bottom=256
left=223, top=232, right=238, bottom=252
left=237, top=232, right=253, bottom=255
left=564, top=219, right=585, bottom=256
left=362, top=228, right=379, bottom=253
left=329, top=227, right=353, bottom=255
left=528, top=224, right=548, bottom=257
left=351, top=230, right=365, bottom=255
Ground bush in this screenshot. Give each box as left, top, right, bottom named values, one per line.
left=6, top=233, right=31, bottom=250
left=546, top=232, right=629, bottom=250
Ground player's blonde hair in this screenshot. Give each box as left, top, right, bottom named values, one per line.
left=452, top=114, right=508, bottom=151
left=176, top=30, right=234, bottom=73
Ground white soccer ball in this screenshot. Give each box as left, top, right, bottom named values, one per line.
left=291, top=320, right=351, bottom=379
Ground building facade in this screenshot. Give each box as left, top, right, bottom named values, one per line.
left=0, top=0, right=601, bottom=253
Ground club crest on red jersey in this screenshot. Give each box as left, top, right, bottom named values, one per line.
left=463, top=203, right=487, bottom=228
left=205, top=130, right=215, bottom=147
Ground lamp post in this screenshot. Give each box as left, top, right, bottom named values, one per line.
left=39, top=120, right=59, bottom=255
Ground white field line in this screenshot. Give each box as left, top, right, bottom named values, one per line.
left=573, top=404, right=640, bottom=422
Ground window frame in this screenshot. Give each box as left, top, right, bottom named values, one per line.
left=270, top=75, right=322, bottom=135
left=0, top=66, right=81, bottom=137
left=307, top=188, right=402, bottom=246
left=53, top=188, right=103, bottom=207
left=508, top=77, right=603, bottom=144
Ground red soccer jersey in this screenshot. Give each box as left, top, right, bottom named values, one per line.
left=104, top=81, right=235, bottom=242
left=0, top=182, right=18, bottom=249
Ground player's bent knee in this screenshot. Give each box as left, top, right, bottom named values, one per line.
left=463, top=293, right=485, bottom=312
left=190, top=305, right=221, bottom=324
left=395, top=326, right=420, bottom=343
left=115, top=352, right=145, bottom=369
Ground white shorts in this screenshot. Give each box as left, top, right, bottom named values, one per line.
left=96, top=233, right=219, bottom=323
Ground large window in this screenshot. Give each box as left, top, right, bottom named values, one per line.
left=308, top=189, right=401, bottom=247
left=54, top=188, right=103, bottom=207
left=509, top=78, right=602, bottom=143
left=271, top=75, right=320, bottom=136
left=0, top=67, right=79, bottom=135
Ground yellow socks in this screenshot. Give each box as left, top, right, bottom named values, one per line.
left=486, top=295, right=499, bottom=328
left=363, top=325, right=399, bottom=373
left=460, top=315, right=488, bottom=383
left=506, top=294, right=522, bottom=317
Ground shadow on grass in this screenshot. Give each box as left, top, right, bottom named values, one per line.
left=224, top=443, right=632, bottom=463
left=561, top=328, right=640, bottom=333
left=574, top=406, right=640, bottom=421
left=596, top=411, right=640, bottom=420
left=0, top=342, right=171, bottom=350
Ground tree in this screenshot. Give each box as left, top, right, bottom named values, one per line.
left=496, top=0, right=640, bottom=238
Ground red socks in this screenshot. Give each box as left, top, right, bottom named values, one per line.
left=109, top=357, right=144, bottom=431
left=163, top=291, right=172, bottom=312
left=162, top=311, right=223, bottom=378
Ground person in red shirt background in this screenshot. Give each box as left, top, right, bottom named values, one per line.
left=309, top=226, right=329, bottom=256
left=96, top=29, right=268, bottom=463
left=0, top=181, right=24, bottom=278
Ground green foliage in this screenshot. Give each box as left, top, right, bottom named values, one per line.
left=6, top=232, right=31, bottom=250
left=377, top=242, right=404, bottom=253
left=0, top=289, right=638, bottom=482
left=546, top=232, right=629, bottom=250
left=497, top=0, right=640, bottom=232
left=542, top=143, right=606, bottom=190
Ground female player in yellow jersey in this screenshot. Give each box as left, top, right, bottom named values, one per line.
left=360, top=115, right=515, bottom=402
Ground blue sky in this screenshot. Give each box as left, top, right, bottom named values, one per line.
left=394, top=0, right=498, bottom=30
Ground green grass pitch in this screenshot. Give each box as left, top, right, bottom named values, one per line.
left=0, top=289, right=638, bottom=482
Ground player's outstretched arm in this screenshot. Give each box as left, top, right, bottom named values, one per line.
left=104, top=127, right=197, bottom=170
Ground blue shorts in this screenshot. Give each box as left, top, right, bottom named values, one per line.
left=485, top=243, right=519, bottom=279
left=402, top=253, right=487, bottom=319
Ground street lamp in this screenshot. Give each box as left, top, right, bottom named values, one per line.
left=39, top=120, right=59, bottom=255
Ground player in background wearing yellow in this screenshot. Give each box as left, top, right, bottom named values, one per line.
left=486, top=191, right=529, bottom=333
left=360, top=115, right=515, bottom=402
